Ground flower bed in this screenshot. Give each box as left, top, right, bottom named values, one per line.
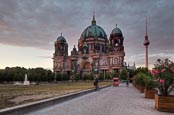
left=151, top=59, right=174, bottom=96
left=152, top=59, right=174, bottom=112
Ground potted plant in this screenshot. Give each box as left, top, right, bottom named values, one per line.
left=132, top=75, right=140, bottom=90
left=151, top=59, right=174, bottom=112
left=144, top=77, right=157, bottom=99
left=136, top=73, right=146, bottom=93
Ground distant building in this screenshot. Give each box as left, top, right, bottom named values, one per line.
left=53, top=15, right=125, bottom=78
left=124, top=62, right=136, bottom=70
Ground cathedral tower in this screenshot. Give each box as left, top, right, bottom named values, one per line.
left=109, top=24, right=124, bottom=51
left=54, top=33, right=68, bottom=56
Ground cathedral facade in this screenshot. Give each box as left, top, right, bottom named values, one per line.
left=53, top=15, right=125, bottom=78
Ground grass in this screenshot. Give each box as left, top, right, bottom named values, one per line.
left=0, top=81, right=111, bottom=109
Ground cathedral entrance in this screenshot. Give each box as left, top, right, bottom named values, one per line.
left=82, top=62, right=92, bottom=73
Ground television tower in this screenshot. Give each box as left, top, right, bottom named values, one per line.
left=144, top=16, right=150, bottom=69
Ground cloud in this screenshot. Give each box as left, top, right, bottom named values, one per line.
left=0, top=0, right=174, bottom=67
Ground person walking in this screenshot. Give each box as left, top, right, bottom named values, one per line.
left=94, top=75, right=99, bottom=90
left=126, top=79, right=129, bottom=87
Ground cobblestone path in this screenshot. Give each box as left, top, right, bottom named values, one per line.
left=27, top=83, right=173, bottom=115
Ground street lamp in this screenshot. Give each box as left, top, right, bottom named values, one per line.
left=94, top=68, right=98, bottom=74
left=71, top=69, right=75, bottom=81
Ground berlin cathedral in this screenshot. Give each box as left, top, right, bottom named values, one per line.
left=53, top=15, right=125, bottom=77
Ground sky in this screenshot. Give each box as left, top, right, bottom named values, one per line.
left=0, top=0, right=174, bottom=70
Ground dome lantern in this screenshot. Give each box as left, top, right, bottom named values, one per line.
left=91, top=11, right=96, bottom=25
left=57, top=33, right=67, bottom=43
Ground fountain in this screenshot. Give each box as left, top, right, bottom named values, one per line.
left=23, top=73, right=30, bottom=85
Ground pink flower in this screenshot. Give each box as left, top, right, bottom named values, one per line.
left=170, top=67, right=174, bottom=72
left=161, top=69, right=166, bottom=73
left=151, top=69, right=159, bottom=75
left=160, top=79, right=164, bottom=83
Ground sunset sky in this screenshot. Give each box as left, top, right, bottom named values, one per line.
left=0, top=0, right=174, bottom=70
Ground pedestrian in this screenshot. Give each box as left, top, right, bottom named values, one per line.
left=126, top=79, right=129, bottom=87
left=94, top=75, right=99, bottom=90
left=71, top=75, right=74, bottom=82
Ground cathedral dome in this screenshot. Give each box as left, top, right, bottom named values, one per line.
left=111, top=25, right=122, bottom=35
left=80, top=15, right=107, bottom=40
left=57, top=33, right=66, bottom=42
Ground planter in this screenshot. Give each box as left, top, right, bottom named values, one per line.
left=135, top=84, right=138, bottom=89
left=144, top=89, right=157, bottom=99
left=137, top=85, right=141, bottom=90
left=155, top=94, right=174, bottom=112
left=139, top=86, right=145, bottom=93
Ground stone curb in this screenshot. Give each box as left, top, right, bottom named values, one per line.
left=0, top=85, right=110, bottom=115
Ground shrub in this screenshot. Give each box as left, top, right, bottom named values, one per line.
left=144, top=75, right=156, bottom=90
left=134, top=67, right=149, bottom=75
left=98, top=72, right=104, bottom=81
left=61, top=73, right=69, bottom=81
left=151, top=58, right=174, bottom=96
left=145, top=79, right=156, bottom=90
left=134, top=72, right=147, bottom=87
left=112, top=71, right=119, bottom=78
left=82, top=74, right=88, bottom=80
left=74, top=74, right=80, bottom=81
left=120, top=69, right=128, bottom=80
left=89, top=73, right=94, bottom=80
left=56, top=73, right=61, bottom=81
left=105, top=72, right=111, bottom=80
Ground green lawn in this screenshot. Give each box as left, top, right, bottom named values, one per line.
left=0, top=81, right=111, bottom=109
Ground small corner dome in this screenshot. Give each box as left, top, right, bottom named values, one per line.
left=56, top=33, right=66, bottom=42
left=111, top=25, right=123, bottom=35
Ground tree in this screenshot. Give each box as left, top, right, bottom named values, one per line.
left=134, top=67, right=149, bottom=75
left=99, top=72, right=104, bottom=81
left=89, top=73, right=94, bottom=80
left=120, top=69, right=128, bottom=80
left=0, top=67, right=54, bottom=83
left=0, top=69, right=4, bottom=82
left=82, top=74, right=88, bottom=80
left=28, top=68, right=54, bottom=83
left=46, top=70, right=54, bottom=82
left=105, top=72, right=111, bottom=80
left=56, top=73, right=62, bottom=81
left=112, top=70, right=119, bottom=78
left=74, top=74, right=80, bottom=81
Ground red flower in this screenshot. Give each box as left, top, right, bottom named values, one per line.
left=160, top=79, right=164, bottom=83
left=170, top=67, right=174, bottom=72
left=161, top=69, right=166, bottom=73
left=151, top=69, right=159, bottom=75
left=162, top=64, right=164, bottom=67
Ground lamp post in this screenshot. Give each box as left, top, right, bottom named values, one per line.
left=54, top=71, right=57, bottom=82
left=104, top=69, right=106, bottom=80
left=94, top=68, right=98, bottom=74
left=71, top=69, right=74, bottom=81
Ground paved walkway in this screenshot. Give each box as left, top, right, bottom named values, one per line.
left=27, top=83, right=173, bottom=115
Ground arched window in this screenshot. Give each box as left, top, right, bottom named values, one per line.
left=100, top=32, right=103, bottom=37
left=114, top=40, right=119, bottom=46
left=100, top=58, right=103, bottom=66
left=100, top=44, right=102, bottom=52
left=113, top=58, right=118, bottom=65
left=103, top=59, right=106, bottom=66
